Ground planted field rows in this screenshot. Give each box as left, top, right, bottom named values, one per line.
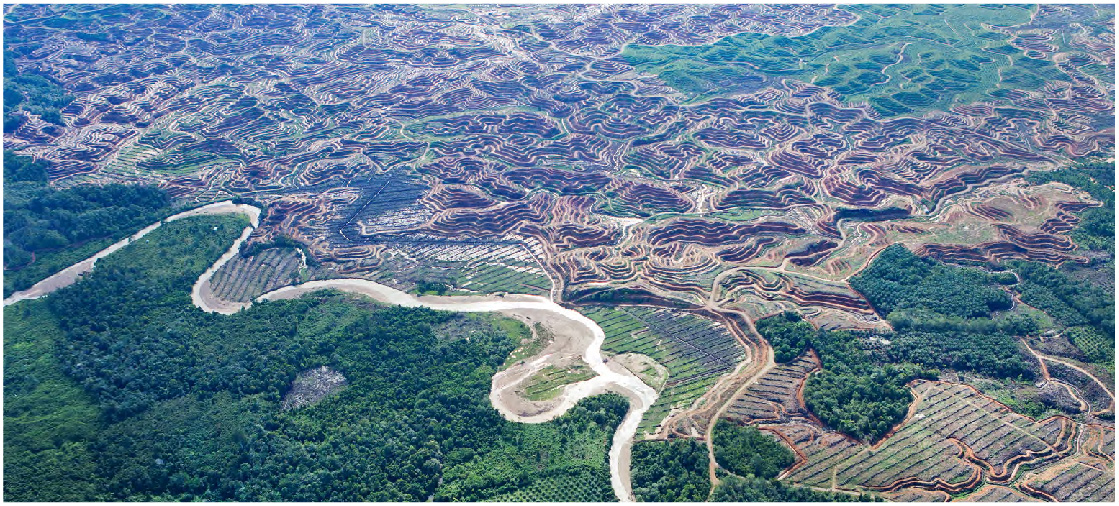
left=905, top=382, right=1073, bottom=482
left=724, top=352, right=819, bottom=424
left=332, top=171, right=431, bottom=245
left=583, top=305, right=744, bottom=435
left=1083, top=424, right=1115, bottom=462
left=10, top=3, right=1111, bottom=324
left=1022, top=461, right=1114, bottom=502
left=882, top=489, right=950, bottom=502
left=342, top=238, right=551, bottom=297
left=961, top=485, right=1035, bottom=502
left=490, top=465, right=614, bottom=502
left=209, top=248, right=303, bottom=302
left=454, top=243, right=551, bottom=296
left=717, top=268, right=874, bottom=316
left=1044, top=360, right=1114, bottom=414
left=784, top=381, right=1075, bottom=493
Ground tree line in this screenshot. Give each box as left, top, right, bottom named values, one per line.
left=4, top=49, right=72, bottom=131
left=5, top=215, right=627, bottom=501
left=4, top=151, right=172, bottom=296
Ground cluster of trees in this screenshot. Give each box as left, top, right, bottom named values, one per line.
left=711, top=421, right=794, bottom=479
left=1019, top=156, right=1114, bottom=363
left=415, top=280, right=452, bottom=295
left=5, top=216, right=627, bottom=501
left=631, top=424, right=876, bottom=502
left=758, top=246, right=1058, bottom=440
left=238, top=235, right=304, bottom=258
left=850, top=245, right=1037, bottom=380
left=760, top=242, right=1116, bottom=441
left=880, top=330, right=1035, bottom=379
left=631, top=439, right=711, bottom=502
left=4, top=299, right=103, bottom=501
left=851, top=244, right=1012, bottom=318
left=4, top=152, right=172, bottom=296
left=711, top=474, right=877, bottom=502
left=756, top=311, right=932, bottom=441
left=1010, top=260, right=1114, bottom=363
left=802, top=327, right=931, bottom=442
left=886, top=309, right=1036, bottom=335
left=4, top=50, right=72, bottom=131
left=755, top=311, right=814, bottom=363
left=1027, top=158, right=1114, bottom=253
left=3, top=149, right=49, bottom=183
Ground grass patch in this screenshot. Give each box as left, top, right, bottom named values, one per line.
left=520, top=363, right=596, bottom=401
left=500, top=320, right=545, bottom=370
left=622, top=4, right=1072, bottom=117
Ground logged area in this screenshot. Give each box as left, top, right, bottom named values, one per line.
left=4, top=216, right=628, bottom=501
left=3, top=3, right=1114, bottom=502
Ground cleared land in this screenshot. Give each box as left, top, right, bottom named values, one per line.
left=3, top=3, right=1114, bottom=502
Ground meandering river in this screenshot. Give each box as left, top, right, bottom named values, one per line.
left=3, top=201, right=657, bottom=502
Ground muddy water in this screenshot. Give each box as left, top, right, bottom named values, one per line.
left=4, top=201, right=259, bottom=306
left=256, top=280, right=657, bottom=501
left=5, top=202, right=657, bottom=502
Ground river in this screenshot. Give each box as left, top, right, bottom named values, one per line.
left=3, top=201, right=656, bottom=502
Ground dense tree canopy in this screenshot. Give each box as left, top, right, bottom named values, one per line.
left=754, top=311, right=814, bottom=364
left=3, top=152, right=172, bottom=296
left=711, top=420, right=794, bottom=479
left=754, top=312, right=931, bottom=442
left=5, top=216, right=628, bottom=501
left=711, top=474, right=877, bottom=502
left=631, top=439, right=711, bottom=502
left=4, top=50, right=73, bottom=131
left=3, top=149, right=48, bottom=183
left=1010, top=260, right=1114, bottom=364
left=851, top=244, right=1012, bottom=318
left=882, top=330, right=1034, bottom=379
left=849, top=245, right=1036, bottom=380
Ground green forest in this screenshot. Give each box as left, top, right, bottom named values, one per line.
left=851, top=244, right=1036, bottom=379
left=4, top=215, right=627, bottom=501
left=761, top=235, right=1115, bottom=441
left=756, top=311, right=930, bottom=441
left=851, top=244, right=1013, bottom=318
left=621, top=4, right=1073, bottom=115
left=1026, top=158, right=1114, bottom=253
left=4, top=49, right=72, bottom=131
left=631, top=430, right=874, bottom=502
left=631, top=439, right=711, bottom=502
left=1017, top=156, right=1115, bottom=366
left=757, top=244, right=1043, bottom=441
left=711, top=421, right=793, bottom=479
left=1010, top=261, right=1114, bottom=365
left=3, top=151, right=173, bottom=296
left=711, top=474, right=876, bottom=502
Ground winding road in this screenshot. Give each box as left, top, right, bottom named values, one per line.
left=3, top=201, right=658, bottom=502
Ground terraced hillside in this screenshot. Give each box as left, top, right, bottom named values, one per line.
left=4, top=3, right=1114, bottom=503
left=721, top=356, right=1107, bottom=501
left=6, top=5, right=1111, bottom=315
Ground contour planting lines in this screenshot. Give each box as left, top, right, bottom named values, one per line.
left=4, top=3, right=1115, bottom=502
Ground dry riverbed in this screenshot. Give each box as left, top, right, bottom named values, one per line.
left=6, top=202, right=658, bottom=502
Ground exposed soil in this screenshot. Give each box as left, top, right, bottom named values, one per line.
left=613, top=353, right=668, bottom=391
left=255, top=279, right=658, bottom=501
left=282, top=366, right=347, bottom=411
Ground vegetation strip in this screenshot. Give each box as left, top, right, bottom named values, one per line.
left=4, top=203, right=659, bottom=502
